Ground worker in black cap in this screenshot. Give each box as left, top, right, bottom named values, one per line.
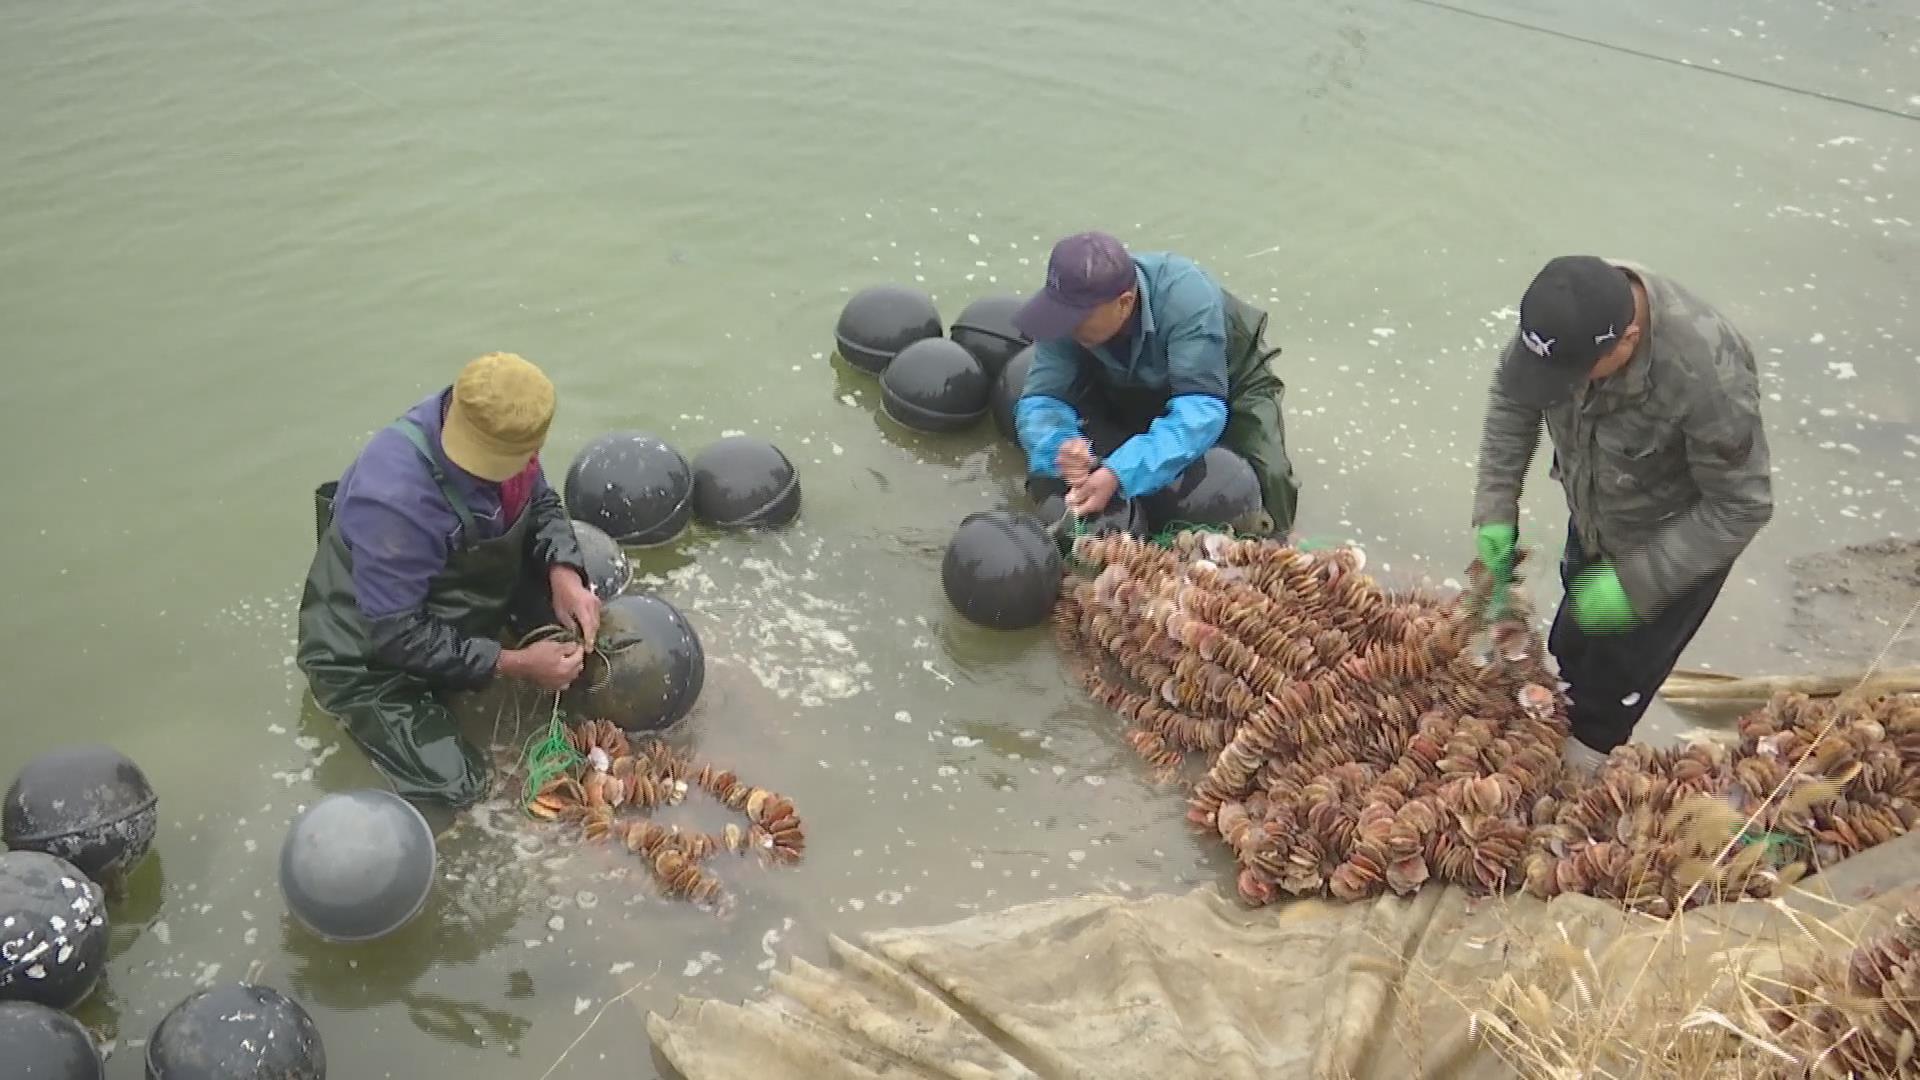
left=1472, top=255, right=1774, bottom=776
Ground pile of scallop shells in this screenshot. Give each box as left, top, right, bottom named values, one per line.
left=1760, top=888, right=1920, bottom=1077
left=525, top=719, right=804, bottom=910
left=1057, top=530, right=1920, bottom=914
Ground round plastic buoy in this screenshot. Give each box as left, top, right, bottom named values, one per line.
left=989, top=346, right=1033, bottom=442
left=563, top=432, right=694, bottom=546
left=1029, top=484, right=1149, bottom=546
left=278, top=790, right=435, bottom=944
left=146, top=984, right=324, bottom=1080
left=563, top=594, right=705, bottom=733
left=880, top=339, right=989, bottom=433
left=569, top=519, right=633, bottom=602
left=1141, top=446, right=1265, bottom=534
left=949, top=294, right=1030, bottom=379
left=834, top=285, right=942, bottom=375
left=941, top=511, right=1062, bottom=630
left=0, top=851, right=108, bottom=1010
left=3, top=745, right=157, bottom=894
left=0, top=1001, right=104, bottom=1079
left=690, top=437, right=801, bottom=529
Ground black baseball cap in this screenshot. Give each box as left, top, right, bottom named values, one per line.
left=1496, top=255, right=1636, bottom=409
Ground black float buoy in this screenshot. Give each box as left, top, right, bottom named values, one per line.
left=941, top=511, right=1062, bottom=631
left=562, top=432, right=694, bottom=547
left=563, top=594, right=705, bottom=733
left=989, top=346, right=1033, bottom=443
left=146, top=983, right=325, bottom=1080
left=3, top=745, right=157, bottom=895
left=880, top=339, right=990, bottom=433
left=1141, top=446, right=1266, bottom=534
left=0, top=1001, right=104, bottom=1079
left=1028, top=479, right=1149, bottom=547
left=278, top=790, right=435, bottom=944
left=569, top=519, right=633, bottom=601
left=949, top=294, right=1030, bottom=379
left=834, top=285, right=942, bottom=375
left=690, top=437, right=801, bottom=529
left=0, top=851, right=108, bottom=1011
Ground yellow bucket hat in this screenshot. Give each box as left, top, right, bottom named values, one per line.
left=441, top=352, right=556, bottom=482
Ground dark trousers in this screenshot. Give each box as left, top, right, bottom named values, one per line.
left=1550, top=525, right=1731, bottom=753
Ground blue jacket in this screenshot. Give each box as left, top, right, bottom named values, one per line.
left=1013, top=252, right=1230, bottom=498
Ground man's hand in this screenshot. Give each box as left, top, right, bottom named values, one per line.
left=1474, top=523, right=1518, bottom=621
left=1066, top=466, right=1120, bottom=517
left=1056, top=438, right=1095, bottom=486
left=1570, top=564, right=1637, bottom=632
left=549, top=565, right=601, bottom=651
left=500, top=639, right=584, bottom=691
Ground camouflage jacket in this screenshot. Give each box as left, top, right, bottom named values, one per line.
left=1471, top=260, right=1774, bottom=618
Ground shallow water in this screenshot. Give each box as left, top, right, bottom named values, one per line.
left=1, top=0, right=1916, bottom=1075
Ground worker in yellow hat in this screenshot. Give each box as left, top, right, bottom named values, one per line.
left=296, top=353, right=602, bottom=807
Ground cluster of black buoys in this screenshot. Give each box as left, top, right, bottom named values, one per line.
left=562, top=593, right=707, bottom=734
left=834, top=285, right=1034, bottom=439
left=2, top=744, right=337, bottom=1077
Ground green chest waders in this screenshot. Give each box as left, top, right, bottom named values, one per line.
left=296, top=420, right=533, bottom=807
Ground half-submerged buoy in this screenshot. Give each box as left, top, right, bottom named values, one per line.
left=569, top=519, right=633, bottom=601
left=880, top=339, right=989, bottom=433
left=690, top=437, right=801, bottom=529
left=949, top=294, right=1030, bottom=379
left=3, top=744, right=157, bottom=895
left=941, top=511, right=1062, bottom=630
left=834, top=285, right=942, bottom=375
left=278, top=790, right=435, bottom=944
left=0, top=851, right=108, bottom=1011
left=1141, top=446, right=1265, bottom=534
left=146, top=984, right=325, bottom=1080
left=0, top=1001, right=104, bottom=1080
left=562, top=594, right=705, bottom=734
left=989, top=345, right=1033, bottom=443
left=1028, top=479, right=1149, bottom=547
left=563, top=432, right=694, bottom=546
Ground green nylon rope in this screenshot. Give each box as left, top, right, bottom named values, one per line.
left=513, top=624, right=587, bottom=808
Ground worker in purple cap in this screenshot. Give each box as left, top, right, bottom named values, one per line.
left=1472, top=255, right=1774, bottom=777
left=1011, top=231, right=1299, bottom=535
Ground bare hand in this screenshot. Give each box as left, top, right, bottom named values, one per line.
left=549, top=566, right=602, bottom=651
left=511, top=640, right=584, bottom=691
left=1056, top=438, right=1095, bottom=486
left=1066, top=466, right=1120, bottom=518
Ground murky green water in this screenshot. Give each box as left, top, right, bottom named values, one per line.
left=2, top=0, right=1916, bottom=1075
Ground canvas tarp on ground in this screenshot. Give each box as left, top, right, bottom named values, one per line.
left=644, top=833, right=1920, bottom=1080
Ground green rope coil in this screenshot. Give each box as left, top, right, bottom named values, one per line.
left=512, top=624, right=588, bottom=808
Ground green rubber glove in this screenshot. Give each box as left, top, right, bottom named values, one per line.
left=1474, top=523, right=1517, bottom=620
left=1570, top=563, right=1637, bottom=632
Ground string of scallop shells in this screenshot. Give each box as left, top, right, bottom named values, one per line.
left=1057, top=530, right=1920, bottom=914
left=525, top=719, right=805, bottom=909
left=1760, top=888, right=1920, bottom=1077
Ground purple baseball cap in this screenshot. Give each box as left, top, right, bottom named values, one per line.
left=1012, top=231, right=1138, bottom=341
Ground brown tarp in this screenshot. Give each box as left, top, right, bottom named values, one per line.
left=645, top=833, right=1920, bottom=1079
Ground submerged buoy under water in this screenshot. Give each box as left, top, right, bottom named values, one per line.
left=1141, top=446, right=1265, bottom=534
left=562, top=593, right=705, bottom=734
left=0, top=851, right=108, bottom=1011
left=569, top=519, right=634, bottom=601
left=0, top=1001, right=105, bottom=1080
left=3, top=744, right=158, bottom=896
left=949, top=293, right=1031, bottom=379
left=941, top=510, right=1062, bottom=630
left=146, top=983, right=325, bottom=1080
left=690, top=436, right=801, bottom=529
left=833, top=285, right=943, bottom=375
left=880, top=338, right=990, bottom=433
left=563, top=431, right=694, bottom=547
left=278, top=790, right=436, bottom=944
